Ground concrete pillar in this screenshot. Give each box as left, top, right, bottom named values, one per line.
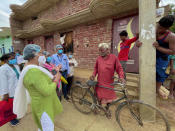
left=139, top=0, right=156, bottom=120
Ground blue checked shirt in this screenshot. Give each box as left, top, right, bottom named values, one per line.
left=51, top=54, right=70, bottom=74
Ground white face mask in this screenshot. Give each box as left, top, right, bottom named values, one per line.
left=38, top=56, right=46, bottom=66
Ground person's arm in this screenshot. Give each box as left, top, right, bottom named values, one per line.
left=136, top=41, right=142, bottom=47
left=170, top=59, right=174, bottom=73
left=29, top=69, right=58, bottom=96
left=0, top=69, right=9, bottom=100
left=90, top=58, right=98, bottom=80
left=154, top=35, right=175, bottom=55
left=170, top=56, right=175, bottom=75
left=127, top=37, right=138, bottom=45
left=115, top=57, right=124, bottom=79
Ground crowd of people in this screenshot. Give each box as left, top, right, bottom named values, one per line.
left=0, top=15, right=174, bottom=130
left=0, top=44, right=77, bottom=130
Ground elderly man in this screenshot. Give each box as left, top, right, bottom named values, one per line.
left=90, top=43, right=124, bottom=117
left=51, top=44, right=70, bottom=100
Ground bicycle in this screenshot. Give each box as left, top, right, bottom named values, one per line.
left=71, top=79, right=170, bottom=131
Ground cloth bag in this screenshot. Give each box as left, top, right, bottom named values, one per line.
left=0, top=98, right=17, bottom=127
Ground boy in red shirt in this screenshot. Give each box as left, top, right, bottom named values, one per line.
left=118, top=30, right=139, bottom=79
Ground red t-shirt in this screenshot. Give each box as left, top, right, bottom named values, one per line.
left=118, top=37, right=137, bottom=61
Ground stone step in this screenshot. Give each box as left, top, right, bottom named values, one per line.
left=126, top=73, right=140, bottom=78
left=126, top=78, right=139, bottom=83
left=126, top=81, right=138, bottom=87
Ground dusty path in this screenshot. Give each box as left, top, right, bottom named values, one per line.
left=1, top=99, right=175, bottom=131
left=0, top=100, right=121, bottom=131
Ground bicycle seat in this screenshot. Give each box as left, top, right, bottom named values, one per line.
left=86, top=80, right=98, bottom=86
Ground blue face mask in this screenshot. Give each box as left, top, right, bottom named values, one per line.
left=58, top=49, right=63, bottom=54
left=46, top=57, right=52, bottom=63
left=69, top=55, right=73, bottom=59
left=16, top=53, right=20, bottom=56
left=8, top=59, right=17, bottom=65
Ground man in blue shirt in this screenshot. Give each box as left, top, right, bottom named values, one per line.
left=51, top=44, right=70, bottom=100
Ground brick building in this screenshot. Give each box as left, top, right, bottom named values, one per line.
left=10, top=0, right=161, bottom=71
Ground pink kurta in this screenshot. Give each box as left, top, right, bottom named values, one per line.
left=43, top=63, right=55, bottom=72
left=43, top=63, right=61, bottom=89
left=93, top=54, right=124, bottom=104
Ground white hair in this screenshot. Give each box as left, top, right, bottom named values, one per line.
left=98, top=43, right=110, bottom=49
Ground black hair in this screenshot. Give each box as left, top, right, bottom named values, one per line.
left=10, top=52, right=15, bottom=56
left=0, top=53, right=11, bottom=61
left=16, top=50, right=21, bottom=54
left=119, top=30, right=128, bottom=37
left=159, top=15, right=175, bottom=28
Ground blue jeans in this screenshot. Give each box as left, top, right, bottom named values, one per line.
left=61, top=71, right=68, bottom=98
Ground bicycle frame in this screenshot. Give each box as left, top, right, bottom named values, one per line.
left=76, top=81, right=130, bottom=111
left=72, top=81, right=170, bottom=131
left=97, top=85, right=128, bottom=108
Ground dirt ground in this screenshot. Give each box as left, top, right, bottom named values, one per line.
left=1, top=98, right=175, bottom=131
left=1, top=69, right=175, bottom=131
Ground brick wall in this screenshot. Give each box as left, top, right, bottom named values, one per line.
left=22, top=18, right=113, bottom=69
left=53, top=31, right=61, bottom=49
left=33, top=36, right=45, bottom=51
left=73, top=18, right=113, bottom=69
left=23, top=32, right=60, bottom=53
left=23, top=0, right=91, bottom=30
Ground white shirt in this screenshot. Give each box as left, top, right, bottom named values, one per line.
left=0, top=64, right=20, bottom=98
left=17, top=55, right=25, bottom=64
left=68, top=58, right=78, bottom=76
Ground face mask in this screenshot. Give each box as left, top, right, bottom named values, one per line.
left=58, top=49, right=63, bottom=54
left=8, top=59, right=17, bottom=65
left=38, top=56, right=46, bottom=66
left=16, top=53, right=20, bottom=56
left=69, top=55, right=73, bottom=59
left=100, top=52, right=107, bottom=57
left=46, top=57, right=52, bottom=63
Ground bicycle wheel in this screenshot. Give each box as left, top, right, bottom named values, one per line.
left=71, top=85, right=97, bottom=114
left=116, top=100, right=170, bottom=131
